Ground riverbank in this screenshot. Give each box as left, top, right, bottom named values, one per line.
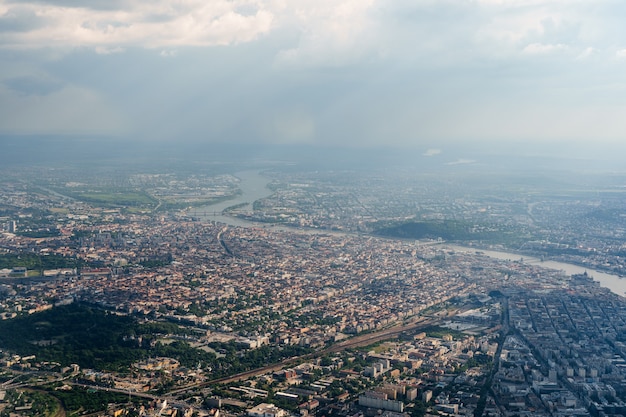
left=186, top=170, right=625, bottom=297
left=446, top=245, right=625, bottom=297
left=190, top=170, right=275, bottom=227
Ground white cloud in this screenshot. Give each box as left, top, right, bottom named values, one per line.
left=446, top=159, right=476, bottom=165
left=95, top=46, right=125, bottom=55
left=0, top=0, right=622, bottom=67
left=575, top=46, right=594, bottom=60
left=523, top=42, right=566, bottom=54
left=273, top=0, right=378, bottom=67
left=423, top=149, right=441, bottom=157
left=159, top=49, right=177, bottom=57
left=0, top=1, right=274, bottom=49
left=3, top=0, right=626, bottom=146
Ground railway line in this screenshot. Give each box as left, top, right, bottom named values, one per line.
left=166, top=316, right=438, bottom=396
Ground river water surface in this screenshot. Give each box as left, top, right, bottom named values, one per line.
left=447, top=245, right=626, bottom=296
left=189, top=170, right=626, bottom=297
left=191, top=171, right=274, bottom=227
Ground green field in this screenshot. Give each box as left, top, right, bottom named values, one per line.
left=77, top=191, right=157, bottom=207
left=0, top=303, right=311, bottom=376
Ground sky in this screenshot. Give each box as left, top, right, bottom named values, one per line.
left=2, top=0, right=626, bottom=154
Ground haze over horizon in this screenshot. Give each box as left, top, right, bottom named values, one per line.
left=2, top=0, right=626, bottom=162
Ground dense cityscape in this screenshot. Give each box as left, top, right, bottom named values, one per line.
left=4, top=0, right=626, bottom=415
left=1, top=162, right=626, bottom=417
left=3, top=0, right=626, bottom=414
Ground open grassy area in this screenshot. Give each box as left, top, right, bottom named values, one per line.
left=49, top=207, right=70, bottom=214
left=78, top=191, right=157, bottom=207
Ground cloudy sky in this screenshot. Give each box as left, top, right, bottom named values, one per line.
left=2, top=0, right=626, bottom=151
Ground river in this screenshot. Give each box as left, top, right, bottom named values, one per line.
left=190, top=170, right=275, bottom=227
left=446, top=245, right=626, bottom=296
left=188, top=170, right=626, bottom=296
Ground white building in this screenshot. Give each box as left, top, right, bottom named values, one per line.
left=248, top=403, right=286, bottom=417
